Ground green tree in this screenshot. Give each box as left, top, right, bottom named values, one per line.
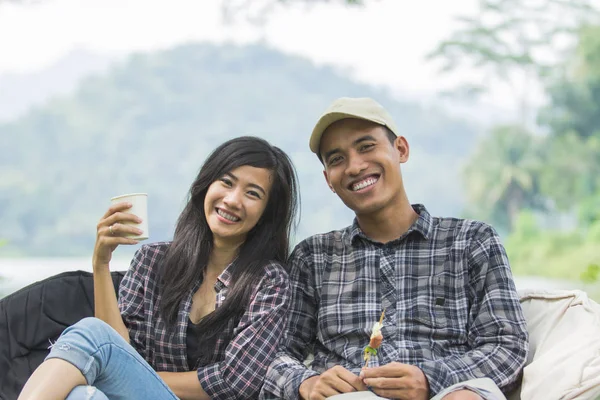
left=427, top=0, right=599, bottom=125
left=462, top=124, right=543, bottom=232
left=536, top=132, right=600, bottom=219
left=539, top=25, right=600, bottom=139
left=536, top=25, right=600, bottom=222
left=220, top=0, right=369, bottom=24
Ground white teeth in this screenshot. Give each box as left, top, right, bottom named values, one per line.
left=352, top=177, right=378, bottom=191
left=217, top=209, right=240, bottom=222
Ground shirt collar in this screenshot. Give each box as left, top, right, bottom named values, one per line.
left=349, top=203, right=433, bottom=244
left=214, top=264, right=233, bottom=293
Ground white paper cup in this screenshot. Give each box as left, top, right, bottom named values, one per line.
left=110, top=193, right=149, bottom=240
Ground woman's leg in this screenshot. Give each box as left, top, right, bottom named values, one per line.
left=66, top=386, right=109, bottom=400
left=18, top=317, right=179, bottom=400
left=18, top=359, right=87, bottom=399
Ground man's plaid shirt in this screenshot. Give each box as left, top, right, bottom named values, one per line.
left=118, top=242, right=290, bottom=400
left=260, top=204, right=528, bottom=399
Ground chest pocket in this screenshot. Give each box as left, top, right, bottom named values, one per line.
left=408, top=273, right=469, bottom=342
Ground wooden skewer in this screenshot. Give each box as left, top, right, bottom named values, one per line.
left=363, top=308, right=386, bottom=369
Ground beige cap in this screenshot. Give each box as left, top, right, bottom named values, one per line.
left=309, top=97, right=399, bottom=154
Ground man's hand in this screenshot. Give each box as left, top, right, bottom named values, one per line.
left=441, top=390, right=484, bottom=400
left=359, top=362, right=428, bottom=400
left=299, top=366, right=368, bottom=400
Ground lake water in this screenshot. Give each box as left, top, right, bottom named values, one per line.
left=0, top=257, right=581, bottom=298
left=0, top=258, right=133, bottom=296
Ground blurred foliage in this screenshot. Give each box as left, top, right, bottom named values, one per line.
left=0, top=43, right=475, bottom=256
left=428, top=0, right=599, bottom=100
left=457, top=22, right=600, bottom=287
left=539, top=25, right=600, bottom=139
left=505, top=211, right=599, bottom=279
left=462, top=124, right=544, bottom=233
left=220, top=0, right=371, bottom=24
left=581, top=263, right=600, bottom=284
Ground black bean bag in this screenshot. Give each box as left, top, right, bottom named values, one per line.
left=0, top=270, right=125, bottom=400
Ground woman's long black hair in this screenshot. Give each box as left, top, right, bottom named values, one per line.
left=159, top=136, right=299, bottom=364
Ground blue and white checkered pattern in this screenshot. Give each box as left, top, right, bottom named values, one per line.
left=119, top=242, right=290, bottom=400
left=261, top=204, right=528, bottom=399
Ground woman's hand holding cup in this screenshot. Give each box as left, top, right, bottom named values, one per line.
left=93, top=202, right=144, bottom=270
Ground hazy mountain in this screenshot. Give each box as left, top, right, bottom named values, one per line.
left=0, top=49, right=118, bottom=122
left=0, top=42, right=477, bottom=256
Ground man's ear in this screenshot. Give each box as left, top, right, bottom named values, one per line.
left=323, top=170, right=335, bottom=193
left=394, top=136, right=410, bottom=163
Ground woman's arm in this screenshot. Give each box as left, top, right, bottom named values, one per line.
left=93, top=264, right=129, bottom=342
left=92, top=201, right=143, bottom=342
left=157, top=372, right=210, bottom=400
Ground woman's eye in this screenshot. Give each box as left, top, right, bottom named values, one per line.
left=248, top=190, right=261, bottom=199
left=220, top=178, right=233, bottom=186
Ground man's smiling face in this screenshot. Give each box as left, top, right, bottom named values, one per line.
left=320, top=118, right=409, bottom=217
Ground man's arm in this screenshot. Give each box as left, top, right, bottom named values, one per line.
left=260, top=247, right=320, bottom=400
left=417, top=224, right=529, bottom=395
left=196, top=263, right=290, bottom=400
left=260, top=246, right=367, bottom=400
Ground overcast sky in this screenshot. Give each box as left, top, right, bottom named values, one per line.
left=0, top=0, right=570, bottom=113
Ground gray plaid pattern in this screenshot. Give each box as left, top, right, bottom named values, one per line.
left=261, top=205, right=528, bottom=399
left=119, top=242, right=290, bottom=400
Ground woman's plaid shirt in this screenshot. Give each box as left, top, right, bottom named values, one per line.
left=261, top=205, right=528, bottom=399
left=118, top=242, right=290, bottom=400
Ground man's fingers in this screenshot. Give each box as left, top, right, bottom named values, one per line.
left=361, top=362, right=412, bottom=378
left=365, top=373, right=429, bottom=400
left=326, top=381, right=355, bottom=394
left=371, top=388, right=406, bottom=399
left=363, top=377, right=405, bottom=390
left=310, top=376, right=350, bottom=400
left=333, top=366, right=368, bottom=391
left=311, top=384, right=342, bottom=400
left=308, top=366, right=368, bottom=400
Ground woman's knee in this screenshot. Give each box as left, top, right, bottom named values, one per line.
left=66, top=385, right=109, bottom=400
left=60, top=317, right=123, bottom=344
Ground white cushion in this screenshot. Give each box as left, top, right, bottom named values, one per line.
left=515, top=289, right=600, bottom=400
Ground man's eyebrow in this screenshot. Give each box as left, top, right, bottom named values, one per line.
left=323, top=135, right=378, bottom=162
left=323, top=148, right=341, bottom=162
left=353, top=135, right=377, bottom=145
left=225, top=172, right=266, bottom=195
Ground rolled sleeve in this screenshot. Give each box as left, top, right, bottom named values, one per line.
left=197, top=263, right=290, bottom=400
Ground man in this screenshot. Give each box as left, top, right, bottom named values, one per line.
left=260, top=98, right=528, bottom=400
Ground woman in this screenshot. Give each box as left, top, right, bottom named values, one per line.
left=18, top=136, right=299, bottom=400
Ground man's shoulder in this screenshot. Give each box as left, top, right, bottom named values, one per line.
left=292, top=225, right=353, bottom=255
left=432, top=215, right=498, bottom=239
